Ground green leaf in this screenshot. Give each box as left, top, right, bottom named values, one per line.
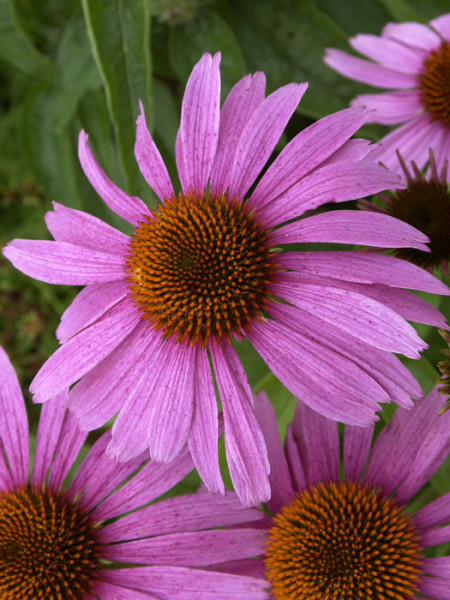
left=0, top=0, right=55, bottom=82
left=377, top=0, right=422, bottom=21
left=81, top=0, right=152, bottom=195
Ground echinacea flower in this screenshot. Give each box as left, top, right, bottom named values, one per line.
left=3, top=52, right=449, bottom=506
left=0, top=345, right=268, bottom=599
left=359, top=149, right=450, bottom=272
left=209, top=389, right=449, bottom=599
left=325, top=13, right=450, bottom=180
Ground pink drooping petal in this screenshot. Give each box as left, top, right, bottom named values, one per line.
left=291, top=400, right=340, bottom=489
left=3, top=239, right=125, bottom=285
left=349, top=33, right=426, bottom=73
left=248, top=106, right=369, bottom=213
left=0, top=347, right=29, bottom=488
left=430, top=13, right=450, bottom=40
left=275, top=280, right=426, bottom=358
left=57, top=280, right=129, bottom=343
left=210, top=341, right=271, bottom=507
left=93, top=581, right=157, bottom=600
left=284, top=426, right=307, bottom=492
left=352, top=90, right=422, bottom=125
left=320, top=138, right=374, bottom=165
left=278, top=251, right=450, bottom=295
left=104, top=529, right=267, bottom=567
left=32, top=392, right=67, bottom=488
left=78, top=131, right=151, bottom=226
left=419, top=557, right=450, bottom=600
left=135, top=100, right=174, bottom=201
left=253, top=391, right=295, bottom=514
left=367, top=115, right=442, bottom=172
left=414, top=494, right=450, bottom=530
left=249, top=317, right=382, bottom=426
left=227, top=83, right=308, bottom=201
left=324, top=49, right=418, bottom=88
left=343, top=424, right=375, bottom=481
left=382, top=22, right=441, bottom=51
left=176, top=53, right=221, bottom=194
left=268, top=294, right=421, bottom=408
left=188, top=346, right=224, bottom=494
left=261, top=162, right=402, bottom=227
left=45, top=202, right=129, bottom=255
left=101, top=491, right=262, bottom=543
left=146, top=340, right=195, bottom=463
left=93, top=447, right=194, bottom=522
left=420, top=524, right=450, bottom=548
left=210, top=71, right=266, bottom=193
left=275, top=210, right=430, bottom=252
left=102, top=567, right=268, bottom=600
left=30, top=297, right=140, bottom=403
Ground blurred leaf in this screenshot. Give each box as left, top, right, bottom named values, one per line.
left=82, top=0, right=152, bottom=196
left=20, top=84, right=81, bottom=208
left=377, top=0, right=421, bottom=21
left=0, top=0, right=55, bottom=82
left=168, top=9, right=246, bottom=96
left=401, top=354, right=438, bottom=395
left=51, top=14, right=102, bottom=132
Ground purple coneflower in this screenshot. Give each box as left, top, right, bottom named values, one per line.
left=216, top=389, right=449, bottom=599
left=359, top=149, right=450, bottom=272
left=3, top=52, right=449, bottom=506
left=0, top=345, right=268, bottom=599
left=325, top=13, right=450, bottom=180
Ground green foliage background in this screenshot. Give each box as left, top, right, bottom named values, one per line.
left=0, top=0, right=448, bottom=522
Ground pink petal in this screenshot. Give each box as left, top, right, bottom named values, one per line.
left=350, top=34, right=426, bottom=73
left=176, top=53, right=221, bottom=193
left=284, top=426, right=307, bottom=492
left=78, top=131, right=151, bottom=226
left=135, top=100, right=174, bottom=201
left=382, top=22, right=441, bottom=51
left=188, top=346, right=224, bottom=494
left=343, top=424, right=374, bottom=481
left=278, top=251, right=450, bottom=295
left=430, top=13, right=450, bottom=40
left=105, top=529, right=266, bottom=566
left=210, top=341, right=271, bottom=507
left=420, top=524, right=450, bottom=548
left=210, top=71, right=266, bottom=193
left=324, top=48, right=418, bottom=88
left=227, top=83, right=308, bottom=200
left=3, top=239, right=125, bottom=285
left=248, top=106, right=371, bottom=213
left=45, top=202, right=129, bottom=254
left=57, top=280, right=129, bottom=343
left=102, top=567, right=268, bottom=600
left=0, top=347, right=29, bottom=488
left=253, top=391, right=295, bottom=513
left=261, top=161, right=402, bottom=227
left=291, top=400, right=340, bottom=489
left=30, top=297, right=140, bottom=402
left=352, top=90, right=422, bottom=125
left=320, top=138, right=374, bottom=165
left=101, top=491, right=262, bottom=543
left=93, top=581, right=157, bottom=600
left=274, top=210, right=430, bottom=251
left=275, top=280, right=426, bottom=358
left=419, top=557, right=450, bottom=600
left=414, top=494, right=450, bottom=530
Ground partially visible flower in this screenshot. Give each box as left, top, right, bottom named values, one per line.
left=437, top=329, right=450, bottom=413
left=3, top=52, right=449, bottom=507
left=207, top=389, right=449, bottom=599
left=325, top=14, right=450, bottom=180
left=359, top=149, right=450, bottom=272
left=0, top=345, right=267, bottom=599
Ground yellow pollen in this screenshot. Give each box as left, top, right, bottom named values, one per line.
left=419, top=40, right=450, bottom=126
left=265, top=480, right=423, bottom=600
left=0, top=487, right=102, bottom=600
left=126, top=191, right=279, bottom=346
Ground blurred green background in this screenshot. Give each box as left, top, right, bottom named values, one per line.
left=0, top=0, right=448, bottom=502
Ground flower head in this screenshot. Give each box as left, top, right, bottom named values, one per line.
left=325, top=13, right=450, bottom=180
left=211, top=389, right=450, bottom=599
left=0, top=345, right=267, bottom=599
left=3, top=52, right=449, bottom=506
left=359, top=149, right=450, bottom=272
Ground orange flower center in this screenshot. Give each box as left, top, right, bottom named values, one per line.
left=265, top=480, right=423, bottom=600
left=126, top=191, right=278, bottom=346
left=419, top=40, right=450, bottom=126
left=0, top=487, right=102, bottom=599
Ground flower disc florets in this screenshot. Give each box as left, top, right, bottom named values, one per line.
left=419, top=40, right=450, bottom=126
left=126, top=191, right=279, bottom=346
left=265, top=480, right=422, bottom=600
left=0, top=487, right=102, bottom=600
